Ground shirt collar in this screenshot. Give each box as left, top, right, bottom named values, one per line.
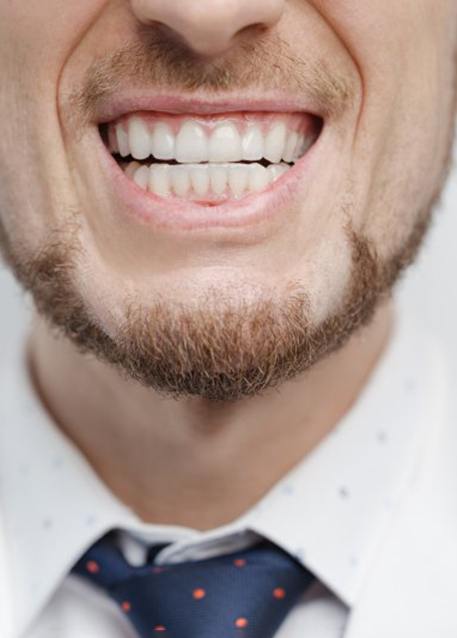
left=139, top=305, right=443, bottom=604
left=0, top=305, right=443, bottom=637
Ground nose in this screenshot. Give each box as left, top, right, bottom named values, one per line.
left=130, top=0, right=285, bottom=57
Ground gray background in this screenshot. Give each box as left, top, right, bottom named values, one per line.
left=1, top=148, right=456, bottom=356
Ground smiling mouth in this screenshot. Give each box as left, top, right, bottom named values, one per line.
left=100, top=111, right=323, bottom=203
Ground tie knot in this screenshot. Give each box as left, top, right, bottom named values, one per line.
left=72, top=531, right=314, bottom=638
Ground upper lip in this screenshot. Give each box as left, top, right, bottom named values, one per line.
left=94, top=90, right=326, bottom=125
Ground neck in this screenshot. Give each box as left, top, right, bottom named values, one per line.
left=27, top=299, right=394, bottom=531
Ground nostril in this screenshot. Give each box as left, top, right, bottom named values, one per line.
left=130, top=0, right=285, bottom=59
left=237, top=22, right=269, bottom=37
left=139, top=19, right=229, bottom=60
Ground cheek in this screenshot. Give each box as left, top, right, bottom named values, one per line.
left=359, top=55, right=455, bottom=261
left=0, top=2, right=108, bottom=249
left=0, top=2, right=107, bottom=60
left=291, top=228, right=353, bottom=325
left=318, top=1, right=457, bottom=260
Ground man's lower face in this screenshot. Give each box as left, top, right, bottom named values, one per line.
left=0, top=2, right=456, bottom=401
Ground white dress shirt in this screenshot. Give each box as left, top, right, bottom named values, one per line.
left=0, top=304, right=441, bottom=638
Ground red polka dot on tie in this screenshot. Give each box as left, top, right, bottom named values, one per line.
left=273, top=587, right=286, bottom=599
left=86, top=560, right=100, bottom=574
left=235, top=617, right=249, bottom=628
left=193, top=588, right=206, bottom=599
left=152, top=566, right=165, bottom=574
left=121, top=601, right=131, bottom=612
left=234, top=558, right=247, bottom=567
left=154, top=625, right=167, bottom=632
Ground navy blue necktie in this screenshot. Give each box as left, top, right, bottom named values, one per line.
left=71, top=530, right=315, bottom=637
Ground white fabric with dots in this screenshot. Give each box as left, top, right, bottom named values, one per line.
left=0, top=305, right=436, bottom=638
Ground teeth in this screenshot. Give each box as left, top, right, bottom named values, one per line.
left=283, top=132, right=299, bottom=163
left=113, top=114, right=319, bottom=201
left=208, top=123, right=243, bottom=162
left=124, top=161, right=291, bottom=199
left=176, top=121, right=208, bottom=163
left=115, top=124, right=130, bottom=158
left=249, top=164, right=269, bottom=192
left=171, top=165, right=191, bottom=197
left=149, top=165, right=170, bottom=197
left=190, top=165, right=210, bottom=197
left=151, top=123, right=175, bottom=161
left=133, top=165, right=149, bottom=189
left=228, top=165, right=249, bottom=198
left=241, top=125, right=264, bottom=161
left=129, top=117, right=151, bottom=161
left=264, top=122, right=287, bottom=164
left=112, top=116, right=316, bottom=165
left=209, top=165, right=229, bottom=195
left=125, top=161, right=141, bottom=178
left=267, top=164, right=289, bottom=181
left=297, top=135, right=314, bottom=157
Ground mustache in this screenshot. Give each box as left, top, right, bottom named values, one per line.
left=66, top=23, right=354, bottom=127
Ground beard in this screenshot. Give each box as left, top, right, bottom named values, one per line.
left=0, top=210, right=436, bottom=402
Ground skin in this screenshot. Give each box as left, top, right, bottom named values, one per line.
left=0, top=1, right=456, bottom=529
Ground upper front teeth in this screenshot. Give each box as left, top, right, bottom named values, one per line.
left=242, top=126, right=264, bottom=161
left=208, top=122, right=242, bottom=163
left=177, top=120, right=207, bottom=163
left=111, top=116, right=312, bottom=165
left=152, top=123, right=175, bottom=161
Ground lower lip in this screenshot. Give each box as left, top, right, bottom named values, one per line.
left=96, top=126, right=324, bottom=234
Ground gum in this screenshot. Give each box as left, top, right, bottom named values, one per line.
left=111, top=111, right=315, bottom=137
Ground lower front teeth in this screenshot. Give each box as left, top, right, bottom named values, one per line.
left=128, top=162, right=290, bottom=199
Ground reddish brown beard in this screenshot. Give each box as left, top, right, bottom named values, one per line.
left=0, top=211, right=432, bottom=402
